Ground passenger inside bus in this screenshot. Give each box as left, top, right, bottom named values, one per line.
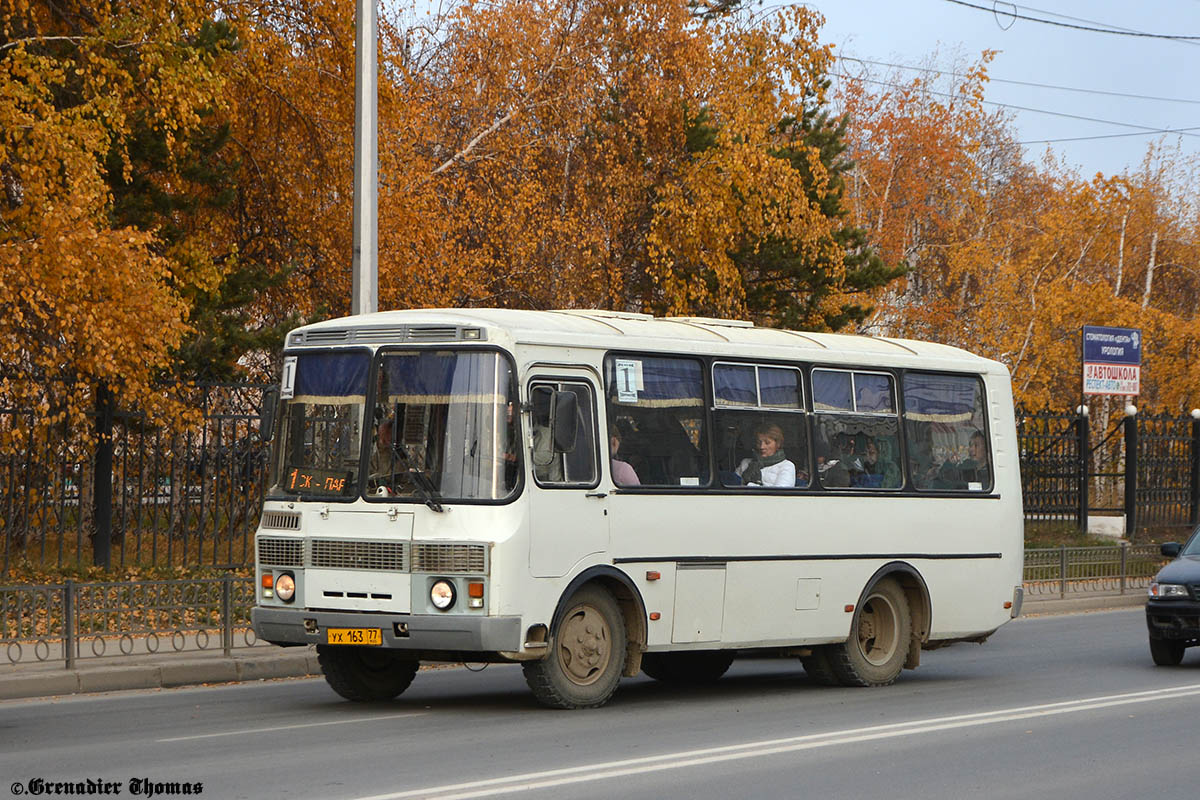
left=368, top=414, right=396, bottom=491
left=609, top=426, right=640, bottom=486
left=734, top=424, right=796, bottom=488
left=934, top=429, right=990, bottom=489
left=530, top=389, right=565, bottom=483
left=856, top=436, right=901, bottom=489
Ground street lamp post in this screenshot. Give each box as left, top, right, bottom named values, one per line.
left=351, top=0, right=378, bottom=316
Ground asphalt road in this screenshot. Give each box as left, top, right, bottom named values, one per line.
left=2, top=608, right=1197, bottom=800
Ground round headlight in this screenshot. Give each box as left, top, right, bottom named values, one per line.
left=276, top=572, right=296, bottom=603
left=430, top=579, right=456, bottom=610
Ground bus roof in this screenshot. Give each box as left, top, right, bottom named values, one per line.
left=289, top=308, right=1007, bottom=375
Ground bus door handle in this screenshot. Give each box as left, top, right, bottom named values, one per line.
left=585, top=491, right=608, bottom=499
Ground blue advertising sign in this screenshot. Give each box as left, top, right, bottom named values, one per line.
left=1082, top=325, right=1142, bottom=396
left=1082, top=325, right=1142, bottom=365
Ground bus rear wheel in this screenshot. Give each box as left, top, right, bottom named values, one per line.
left=641, top=650, right=735, bottom=684
left=829, top=578, right=911, bottom=687
left=800, top=646, right=838, bottom=686
left=317, top=645, right=419, bottom=701
left=523, top=585, right=626, bottom=709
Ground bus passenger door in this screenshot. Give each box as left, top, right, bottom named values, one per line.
left=527, top=376, right=608, bottom=578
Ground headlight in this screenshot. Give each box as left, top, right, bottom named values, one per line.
left=430, top=579, right=456, bottom=610
left=1149, top=582, right=1189, bottom=599
left=276, top=572, right=296, bottom=603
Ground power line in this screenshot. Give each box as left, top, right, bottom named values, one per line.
left=838, top=57, right=1200, bottom=106
left=941, top=0, right=1200, bottom=40
left=1017, top=127, right=1200, bottom=145
left=830, top=72, right=1200, bottom=140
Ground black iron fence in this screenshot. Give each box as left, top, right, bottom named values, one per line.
left=3, top=385, right=1200, bottom=576
left=1, top=383, right=271, bottom=575
left=1018, top=405, right=1200, bottom=537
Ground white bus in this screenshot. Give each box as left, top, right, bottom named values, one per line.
left=252, top=309, right=1024, bottom=708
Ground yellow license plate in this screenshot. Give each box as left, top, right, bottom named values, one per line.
left=326, top=627, right=382, bottom=646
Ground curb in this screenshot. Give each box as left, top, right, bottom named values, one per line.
left=0, top=649, right=320, bottom=702
left=1021, top=593, right=1146, bottom=616
left=0, top=594, right=1151, bottom=701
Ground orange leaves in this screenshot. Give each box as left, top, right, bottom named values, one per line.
left=840, top=53, right=1200, bottom=411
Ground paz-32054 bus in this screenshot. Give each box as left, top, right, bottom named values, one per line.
left=251, top=309, right=1024, bottom=708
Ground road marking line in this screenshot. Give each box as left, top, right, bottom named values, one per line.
left=158, top=711, right=425, bottom=742
left=352, top=683, right=1200, bottom=800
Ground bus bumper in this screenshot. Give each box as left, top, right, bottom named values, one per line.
left=252, top=606, right=523, bottom=653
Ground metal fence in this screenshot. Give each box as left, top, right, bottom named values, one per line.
left=1017, top=408, right=1082, bottom=522
left=1, top=576, right=264, bottom=667
left=1023, top=544, right=1165, bottom=598
left=1, top=383, right=271, bottom=575
left=4, top=385, right=1200, bottom=576
left=0, top=553, right=1167, bottom=669
left=1018, top=406, right=1200, bottom=536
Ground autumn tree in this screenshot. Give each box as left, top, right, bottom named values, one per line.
left=0, top=0, right=234, bottom=424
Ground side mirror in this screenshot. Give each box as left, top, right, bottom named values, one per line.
left=1161, top=542, right=1181, bottom=558
left=550, top=390, right=578, bottom=453
left=258, top=386, right=279, bottom=442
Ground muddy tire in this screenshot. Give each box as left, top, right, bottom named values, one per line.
left=641, top=650, right=735, bottom=684
left=800, top=646, right=839, bottom=686
left=317, top=645, right=419, bottom=701
left=828, top=578, right=911, bottom=687
left=523, top=585, right=626, bottom=709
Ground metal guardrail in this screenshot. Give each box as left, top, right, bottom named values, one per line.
left=0, top=575, right=264, bottom=667
left=0, top=548, right=1171, bottom=670
left=1023, top=544, right=1165, bottom=598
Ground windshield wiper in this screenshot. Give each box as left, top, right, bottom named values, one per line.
left=390, top=442, right=444, bottom=513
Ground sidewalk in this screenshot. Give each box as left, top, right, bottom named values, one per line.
left=0, top=644, right=320, bottom=701
left=0, top=591, right=1147, bottom=702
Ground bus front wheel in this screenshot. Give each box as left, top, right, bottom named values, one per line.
left=317, top=645, right=419, bottom=701
left=523, top=585, right=627, bottom=709
left=829, top=578, right=911, bottom=687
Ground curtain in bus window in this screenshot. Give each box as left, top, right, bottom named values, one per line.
left=902, top=373, right=978, bottom=422
left=812, top=370, right=853, bottom=411
left=760, top=367, right=802, bottom=409
left=855, top=373, right=894, bottom=413
left=610, top=357, right=704, bottom=407
left=902, top=373, right=990, bottom=491
left=713, top=364, right=756, bottom=406
left=382, top=352, right=504, bottom=404
left=292, top=352, right=369, bottom=404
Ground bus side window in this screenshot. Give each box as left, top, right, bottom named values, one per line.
left=605, top=356, right=708, bottom=487
left=902, top=372, right=991, bottom=492
left=813, top=369, right=899, bottom=490
left=530, top=382, right=598, bottom=486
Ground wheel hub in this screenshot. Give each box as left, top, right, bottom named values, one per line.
left=558, top=605, right=611, bottom=685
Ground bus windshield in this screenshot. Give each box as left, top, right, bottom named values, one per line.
left=268, top=349, right=518, bottom=502
left=370, top=350, right=518, bottom=502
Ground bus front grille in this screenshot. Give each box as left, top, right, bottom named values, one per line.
left=258, top=537, right=303, bottom=567
left=411, top=543, right=486, bottom=574
left=311, top=539, right=407, bottom=571
left=261, top=511, right=301, bottom=530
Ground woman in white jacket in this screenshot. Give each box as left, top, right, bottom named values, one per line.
left=735, top=424, right=796, bottom=488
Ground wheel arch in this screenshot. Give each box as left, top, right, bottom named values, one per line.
left=858, top=561, right=931, bottom=669
left=550, top=565, right=648, bottom=677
